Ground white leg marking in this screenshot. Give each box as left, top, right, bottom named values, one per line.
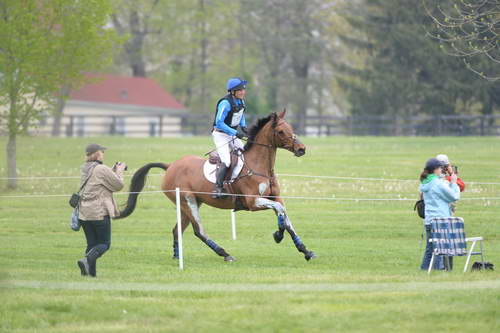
left=185, top=195, right=206, bottom=236
left=255, top=197, right=289, bottom=227
left=258, top=182, right=268, bottom=196
left=284, top=216, right=296, bottom=232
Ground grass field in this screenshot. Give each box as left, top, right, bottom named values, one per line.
left=0, top=136, right=499, bottom=332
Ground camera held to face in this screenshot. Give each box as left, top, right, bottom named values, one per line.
left=441, top=164, right=458, bottom=176
left=113, top=162, right=128, bottom=171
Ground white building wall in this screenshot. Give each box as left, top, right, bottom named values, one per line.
left=31, top=103, right=183, bottom=137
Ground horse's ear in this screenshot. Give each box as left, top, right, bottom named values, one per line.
left=271, top=112, right=278, bottom=128
left=278, top=108, right=286, bottom=119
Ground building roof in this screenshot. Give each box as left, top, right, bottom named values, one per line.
left=69, top=74, right=185, bottom=110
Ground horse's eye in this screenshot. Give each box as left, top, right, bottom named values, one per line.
left=278, top=130, right=284, bottom=135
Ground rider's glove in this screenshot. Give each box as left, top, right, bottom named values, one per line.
left=235, top=130, right=247, bottom=139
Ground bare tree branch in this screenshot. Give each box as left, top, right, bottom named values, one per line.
left=423, top=0, right=500, bottom=81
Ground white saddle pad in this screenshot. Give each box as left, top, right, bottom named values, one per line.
left=203, top=154, right=245, bottom=184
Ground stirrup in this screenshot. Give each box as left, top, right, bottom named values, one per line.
left=212, top=187, right=226, bottom=199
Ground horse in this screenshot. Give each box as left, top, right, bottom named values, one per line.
left=116, top=110, right=316, bottom=262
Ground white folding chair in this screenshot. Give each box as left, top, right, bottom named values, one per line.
left=463, top=236, right=486, bottom=273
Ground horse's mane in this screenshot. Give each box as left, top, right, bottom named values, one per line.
left=244, top=113, right=277, bottom=150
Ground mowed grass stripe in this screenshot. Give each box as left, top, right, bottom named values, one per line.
left=3, top=280, right=500, bottom=292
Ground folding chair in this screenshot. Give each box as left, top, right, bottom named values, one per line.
left=463, top=236, right=486, bottom=273
left=428, top=217, right=467, bottom=274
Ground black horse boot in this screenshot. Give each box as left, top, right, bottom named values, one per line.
left=212, top=164, right=228, bottom=199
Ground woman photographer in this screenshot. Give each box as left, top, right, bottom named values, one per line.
left=419, top=157, right=460, bottom=270
left=77, top=144, right=126, bottom=277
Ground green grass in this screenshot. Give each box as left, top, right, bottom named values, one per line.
left=0, top=136, right=499, bottom=332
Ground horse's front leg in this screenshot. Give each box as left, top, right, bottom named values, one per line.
left=253, top=197, right=316, bottom=261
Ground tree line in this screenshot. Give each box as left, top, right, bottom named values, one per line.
left=1, top=0, right=499, bottom=188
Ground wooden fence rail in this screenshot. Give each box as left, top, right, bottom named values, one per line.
left=2, top=114, right=499, bottom=137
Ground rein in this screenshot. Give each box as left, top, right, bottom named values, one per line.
left=234, top=125, right=299, bottom=196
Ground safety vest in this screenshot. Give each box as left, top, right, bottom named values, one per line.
left=213, top=94, right=245, bottom=130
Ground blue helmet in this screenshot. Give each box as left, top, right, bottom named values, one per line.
left=226, top=77, right=247, bottom=91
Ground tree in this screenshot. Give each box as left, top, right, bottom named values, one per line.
left=111, top=0, right=163, bottom=77
left=107, top=0, right=341, bottom=122
left=337, top=0, right=499, bottom=134
left=242, top=0, right=331, bottom=134
left=423, top=0, right=500, bottom=81
left=0, top=0, right=117, bottom=188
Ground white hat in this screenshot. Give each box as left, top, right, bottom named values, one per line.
left=436, top=154, right=450, bottom=165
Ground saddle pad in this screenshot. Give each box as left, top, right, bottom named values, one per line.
left=203, top=154, right=244, bottom=184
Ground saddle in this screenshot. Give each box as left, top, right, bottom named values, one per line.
left=203, top=148, right=247, bottom=211
left=208, top=149, right=242, bottom=182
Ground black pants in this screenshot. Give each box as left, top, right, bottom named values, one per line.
left=80, top=216, right=111, bottom=258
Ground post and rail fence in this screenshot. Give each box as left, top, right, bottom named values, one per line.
left=1, top=113, right=499, bottom=137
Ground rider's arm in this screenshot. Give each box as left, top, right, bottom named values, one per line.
left=215, top=100, right=237, bottom=136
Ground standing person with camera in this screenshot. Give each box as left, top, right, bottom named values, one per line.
left=77, top=144, right=126, bottom=277
left=436, top=154, right=465, bottom=192
left=419, top=158, right=460, bottom=271
left=436, top=154, right=465, bottom=217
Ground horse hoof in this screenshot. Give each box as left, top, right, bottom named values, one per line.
left=273, top=231, right=284, bottom=243
left=224, top=256, right=236, bottom=262
left=305, top=252, right=317, bottom=261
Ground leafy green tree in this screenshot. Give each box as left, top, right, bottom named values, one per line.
left=0, top=0, right=117, bottom=188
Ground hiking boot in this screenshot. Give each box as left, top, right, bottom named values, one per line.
left=77, top=258, right=90, bottom=276
left=86, top=248, right=100, bottom=277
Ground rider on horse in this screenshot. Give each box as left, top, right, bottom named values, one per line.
left=211, top=77, right=249, bottom=198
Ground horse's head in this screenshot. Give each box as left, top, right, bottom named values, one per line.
left=271, top=109, right=306, bottom=157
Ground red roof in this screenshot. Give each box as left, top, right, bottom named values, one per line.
left=70, top=74, right=185, bottom=109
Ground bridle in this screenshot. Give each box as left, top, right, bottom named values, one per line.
left=245, top=121, right=299, bottom=152
left=233, top=123, right=301, bottom=195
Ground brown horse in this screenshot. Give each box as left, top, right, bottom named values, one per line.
left=116, top=110, right=316, bottom=262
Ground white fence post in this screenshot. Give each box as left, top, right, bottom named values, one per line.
left=231, top=210, right=237, bottom=240
left=175, top=187, right=184, bottom=270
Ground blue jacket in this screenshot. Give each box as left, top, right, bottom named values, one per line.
left=214, top=99, right=246, bottom=136
left=420, top=175, right=460, bottom=225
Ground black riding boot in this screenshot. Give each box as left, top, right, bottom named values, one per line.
left=212, top=164, right=228, bottom=199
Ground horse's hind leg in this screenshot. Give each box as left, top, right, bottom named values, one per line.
left=172, top=214, right=190, bottom=259
left=255, top=197, right=316, bottom=261
left=183, top=194, right=235, bottom=262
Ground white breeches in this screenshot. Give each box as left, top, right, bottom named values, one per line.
left=212, top=130, right=244, bottom=168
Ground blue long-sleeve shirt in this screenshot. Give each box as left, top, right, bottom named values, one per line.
left=214, top=99, right=246, bottom=136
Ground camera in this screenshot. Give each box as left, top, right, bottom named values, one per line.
left=113, top=162, right=128, bottom=171
left=442, top=164, right=458, bottom=176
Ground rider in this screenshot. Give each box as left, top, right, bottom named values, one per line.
left=212, top=77, right=249, bottom=198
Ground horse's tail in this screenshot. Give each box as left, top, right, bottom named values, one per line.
left=116, top=162, right=169, bottom=219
